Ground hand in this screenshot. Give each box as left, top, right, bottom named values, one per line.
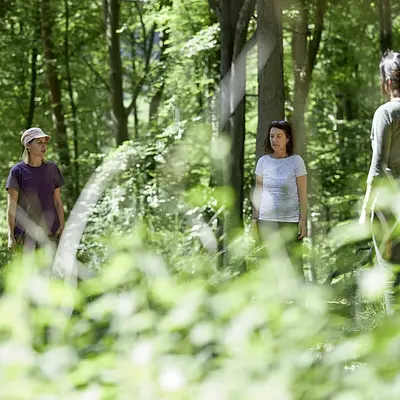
left=251, top=219, right=259, bottom=242
left=7, top=234, right=16, bottom=250
left=55, top=224, right=65, bottom=238
left=298, top=220, right=307, bottom=240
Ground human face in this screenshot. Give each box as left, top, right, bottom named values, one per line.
left=269, top=127, right=289, bottom=153
left=28, top=138, right=48, bottom=158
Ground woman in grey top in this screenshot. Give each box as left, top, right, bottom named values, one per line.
left=360, top=51, right=400, bottom=307
left=252, top=120, right=308, bottom=278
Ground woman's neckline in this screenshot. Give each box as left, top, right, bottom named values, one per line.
left=25, top=161, right=45, bottom=168
left=269, top=154, right=290, bottom=159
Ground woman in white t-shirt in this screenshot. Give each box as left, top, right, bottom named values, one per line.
left=252, top=120, right=308, bottom=276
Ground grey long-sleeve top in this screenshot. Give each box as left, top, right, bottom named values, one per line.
left=367, top=100, right=400, bottom=186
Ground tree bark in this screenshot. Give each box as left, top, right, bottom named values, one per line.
left=104, top=0, right=128, bottom=145
left=291, top=0, right=326, bottom=157
left=256, top=0, right=284, bottom=160
left=65, top=0, right=80, bottom=195
left=40, top=0, right=71, bottom=176
left=148, top=17, right=170, bottom=124
left=227, top=0, right=256, bottom=233
left=378, top=0, right=392, bottom=55
left=26, top=45, right=38, bottom=129
left=209, top=0, right=255, bottom=268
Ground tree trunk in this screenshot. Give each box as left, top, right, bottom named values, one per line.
left=291, top=0, right=326, bottom=157
left=208, top=0, right=255, bottom=268
left=64, top=0, right=79, bottom=195
left=26, top=45, right=38, bottom=129
left=256, top=0, right=284, bottom=160
left=40, top=0, right=71, bottom=178
left=290, top=0, right=326, bottom=281
left=148, top=29, right=168, bottom=123
left=104, top=0, right=128, bottom=145
left=378, top=0, right=392, bottom=55
left=226, top=0, right=256, bottom=235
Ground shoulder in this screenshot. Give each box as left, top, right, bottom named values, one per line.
left=44, top=161, right=61, bottom=171
left=44, top=161, right=58, bottom=167
left=373, top=103, right=391, bottom=121
left=9, top=161, right=25, bottom=174
left=256, top=155, right=271, bottom=167
left=291, top=154, right=305, bottom=163
left=258, top=155, right=270, bottom=163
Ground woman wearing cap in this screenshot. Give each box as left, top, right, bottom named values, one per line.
left=360, top=51, right=400, bottom=311
left=6, top=127, right=65, bottom=250
left=252, top=120, right=307, bottom=279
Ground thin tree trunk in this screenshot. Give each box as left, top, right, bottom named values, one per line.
left=40, top=0, right=71, bottom=181
left=290, top=0, right=326, bottom=281
left=256, top=0, right=284, bottom=160
left=133, top=102, right=138, bottom=139
left=378, top=0, right=392, bottom=55
left=209, top=0, right=255, bottom=269
left=291, top=0, right=326, bottom=157
left=26, top=46, right=38, bottom=129
left=149, top=28, right=169, bottom=123
left=64, top=0, right=79, bottom=195
left=104, top=0, right=128, bottom=145
left=226, top=0, right=256, bottom=233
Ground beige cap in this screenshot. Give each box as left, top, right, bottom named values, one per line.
left=21, top=127, right=51, bottom=146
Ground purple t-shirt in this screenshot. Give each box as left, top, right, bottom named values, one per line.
left=6, top=161, right=65, bottom=237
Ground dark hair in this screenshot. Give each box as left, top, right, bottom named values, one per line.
left=379, top=50, right=400, bottom=97
left=264, top=120, right=294, bottom=155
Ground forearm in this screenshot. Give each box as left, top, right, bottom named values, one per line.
left=252, top=186, right=262, bottom=219
left=7, top=208, right=15, bottom=237
left=55, top=202, right=64, bottom=227
left=299, top=196, right=308, bottom=222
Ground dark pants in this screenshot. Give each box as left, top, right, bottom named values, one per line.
left=258, top=220, right=304, bottom=280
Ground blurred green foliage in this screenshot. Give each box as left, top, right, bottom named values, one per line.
left=0, top=0, right=400, bottom=396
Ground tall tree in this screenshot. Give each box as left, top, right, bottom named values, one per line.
left=104, top=0, right=128, bottom=145
left=291, top=0, right=326, bottom=157
left=256, top=0, right=284, bottom=160
left=148, top=28, right=169, bottom=124
left=378, top=0, right=392, bottom=55
left=209, top=0, right=256, bottom=251
left=26, top=45, right=38, bottom=129
left=40, top=0, right=72, bottom=193
left=64, top=0, right=80, bottom=194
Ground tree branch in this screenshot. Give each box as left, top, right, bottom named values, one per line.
left=233, top=0, right=256, bottom=59
left=126, top=23, right=156, bottom=116
left=134, top=0, right=147, bottom=48
left=81, top=56, right=111, bottom=93
left=306, top=0, right=326, bottom=78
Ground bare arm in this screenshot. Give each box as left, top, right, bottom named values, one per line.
left=7, top=188, right=19, bottom=247
left=296, top=175, right=307, bottom=239
left=252, top=175, right=263, bottom=219
left=54, top=187, right=65, bottom=235
left=359, top=184, right=372, bottom=224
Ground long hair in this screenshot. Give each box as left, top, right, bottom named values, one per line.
left=264, top=120, right=294, bottom=156
left=379, top=50, right=400, bottom=97
left=22, top=147, right=30, bottom=164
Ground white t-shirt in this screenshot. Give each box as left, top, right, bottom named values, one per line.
left=255, top=154, right=307, bottom=222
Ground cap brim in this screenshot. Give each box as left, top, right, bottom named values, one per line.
left=34, top=134, right=51, bottom=142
